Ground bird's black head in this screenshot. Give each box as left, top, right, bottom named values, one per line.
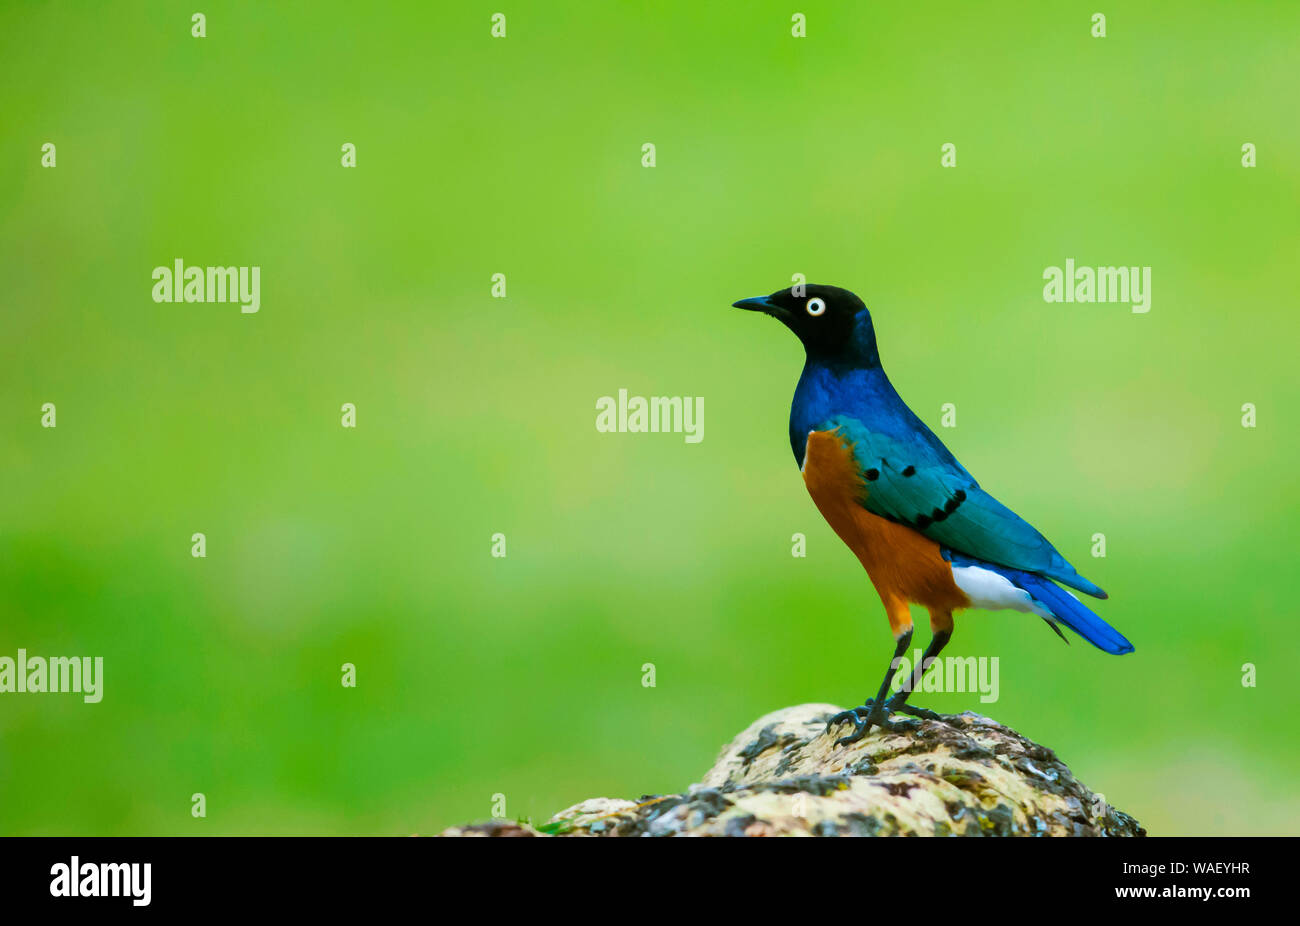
left=733, top=284, right=877, bottom=365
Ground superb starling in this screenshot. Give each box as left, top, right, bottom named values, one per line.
left=735, top=284, right=1133, bottom=746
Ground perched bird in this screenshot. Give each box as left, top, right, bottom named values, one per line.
left=735, top=284, right=1133, bottom=745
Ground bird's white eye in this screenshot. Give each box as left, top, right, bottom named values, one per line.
left=806, top=297, right=826, bottom=316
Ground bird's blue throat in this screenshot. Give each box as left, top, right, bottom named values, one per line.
left=788, top=313, right=914, bottom=467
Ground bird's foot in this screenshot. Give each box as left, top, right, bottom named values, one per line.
left=825, top=699, right=875, bottom=729
left=826, top=701, right=895, bottom=747
left=826, top=700, right=944, bottom=746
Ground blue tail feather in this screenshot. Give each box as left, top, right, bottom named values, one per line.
left=1011, top=570, right=1134, bottom=655
left=946, top=551, right=1133, bottom=655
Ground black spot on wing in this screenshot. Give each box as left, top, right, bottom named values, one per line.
left=901, top=465, right=916, bottom=477
left=905, top=487, right=967, bottom=532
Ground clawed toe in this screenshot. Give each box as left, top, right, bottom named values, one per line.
left=826, top=710, right=858, bottom=729
left=834, top=725, right=870, bottom=747
left=826, top=705, right=870, bottom=729
left=827, top=703, right=892, bottom=746
left=892, top=703, right=941, bottom=721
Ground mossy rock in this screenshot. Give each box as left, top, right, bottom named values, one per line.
left=440, top=703, right=1145, bottom=837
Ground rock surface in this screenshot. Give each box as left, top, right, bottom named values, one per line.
left=439, top=703, right=1145, bottom=837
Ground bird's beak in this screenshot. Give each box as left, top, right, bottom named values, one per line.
left=732, top=295, right=785, bottom=318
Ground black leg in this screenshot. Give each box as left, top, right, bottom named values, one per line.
left=825, top=629, right=912, bottom=746
left=886, top=629, right=950, bottom=715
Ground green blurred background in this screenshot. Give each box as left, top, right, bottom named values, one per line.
left=2, top=1, right=1297, bottom=836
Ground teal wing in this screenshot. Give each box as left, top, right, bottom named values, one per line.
left=826, top=416, right=1106, bottom=598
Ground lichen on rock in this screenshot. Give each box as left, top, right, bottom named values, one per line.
left=440, top=703, right=1145, bottom=837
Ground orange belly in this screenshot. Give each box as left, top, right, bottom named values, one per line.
left=801, top=428, right=970, bottom=635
